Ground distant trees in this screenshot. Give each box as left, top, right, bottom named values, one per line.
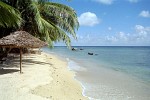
left=0, top=0, right=79, bottom=47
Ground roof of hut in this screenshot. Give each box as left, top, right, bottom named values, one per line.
left=0, top=31, right=47, bottom=48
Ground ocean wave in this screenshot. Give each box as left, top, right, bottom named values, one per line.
left=66, top=58, right=87, bottom=71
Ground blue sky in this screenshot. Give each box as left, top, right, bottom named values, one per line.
left=54, top=0, right=150, bottom=46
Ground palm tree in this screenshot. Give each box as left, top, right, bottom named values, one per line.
left=0, top=0, right=79, bottom=47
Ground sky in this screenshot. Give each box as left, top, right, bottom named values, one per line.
left=54, top=0, right=150, bottom=46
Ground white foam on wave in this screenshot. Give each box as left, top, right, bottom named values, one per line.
left=66, top=58, right=91, bottom=99
left=66, top=58, right=140, bottom=100
left=66, top=58, right=86, bottom=71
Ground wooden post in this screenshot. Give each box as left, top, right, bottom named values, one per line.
left=20, top=48, right=22, bottom=73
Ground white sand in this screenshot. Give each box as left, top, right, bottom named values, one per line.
left=0, top=52, right=88, bottom=100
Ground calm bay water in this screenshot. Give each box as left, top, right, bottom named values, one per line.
left=43, top=46, right=150, bottom=100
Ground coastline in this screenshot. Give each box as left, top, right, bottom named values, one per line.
left=42, top=47, right=150, bottom=100
left=0, top=51, right=88, bottom=100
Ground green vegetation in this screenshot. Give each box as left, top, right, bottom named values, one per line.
left=0, top=0, right=79, bottom=47
left=0, top=1, right=22, bottom=28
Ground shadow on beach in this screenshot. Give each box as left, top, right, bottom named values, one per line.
left=0, top=68, right=19, bottom=75
left=0, top=54, right=52, bottom=75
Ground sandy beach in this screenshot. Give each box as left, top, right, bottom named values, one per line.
left=0, top=52, right=88, bottom=100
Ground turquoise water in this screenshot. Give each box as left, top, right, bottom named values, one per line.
left=43, top=46, right=150, bottom=100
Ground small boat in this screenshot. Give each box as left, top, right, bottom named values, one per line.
left=88, top=52, right=93, bottom=55
left=80, top=48, right=84, bottom=50
left=72, top=48, right=78, bottom=51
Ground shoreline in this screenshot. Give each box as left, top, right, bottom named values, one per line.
left=66, top=58, right=89, bottom=99
left=43, top=47, right=150, bottom=100
left=0, top=51, right=88, bottom=100
left=34, top=52, right=89, bottom=100
left=63, top=54, right=150, bottom=100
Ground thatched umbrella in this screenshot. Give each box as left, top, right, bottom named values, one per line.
left=0, top=31, right=47, bottom=73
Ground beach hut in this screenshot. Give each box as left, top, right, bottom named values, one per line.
left=0, top=31, right=47, bottom=73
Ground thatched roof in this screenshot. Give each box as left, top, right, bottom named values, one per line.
left=0, top=31, right=47, bottom=48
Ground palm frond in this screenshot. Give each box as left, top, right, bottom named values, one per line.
left=28, top=1, right=73, bottom=47
left=0, top=1, right=22, bottom=28
left=39, top=2, right=79, bottom=38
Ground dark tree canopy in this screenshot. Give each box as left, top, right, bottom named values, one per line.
left=0, top=0, right=79, bottom=47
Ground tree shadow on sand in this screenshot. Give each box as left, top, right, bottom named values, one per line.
left=0, top=68, right=19, bottom=75
left=0, top=54, right=53, bottom=75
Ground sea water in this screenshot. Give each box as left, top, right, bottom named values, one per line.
left=43, top=46, right=150, bottom=100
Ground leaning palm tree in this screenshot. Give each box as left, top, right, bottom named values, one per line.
left=0, top=0, right=79, bottom=47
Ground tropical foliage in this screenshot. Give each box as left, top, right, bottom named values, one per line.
left=0, top=1, right=22, bottom=28
left=0, top=0, right=79, bottom=47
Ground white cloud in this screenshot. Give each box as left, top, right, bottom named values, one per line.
left=106, top=32, right=128, bottom=43
left=78, top=12, right=100, bottom=27
left=135, top=25, right=150, bottom=38
left=117, top=32, right=128, bottom=41
left=71, top=25, right=150, bottom=46
left=105, top=25, right=150, bottom=45
left=139, top=10, right=150, bottom=18
left=106, top=36, right=117, bottom=42
left=93, top=0, right=114, bottom=5
left=108, top=27, right=112, bottom=31
left=128, top=0, right=138, bottom=3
